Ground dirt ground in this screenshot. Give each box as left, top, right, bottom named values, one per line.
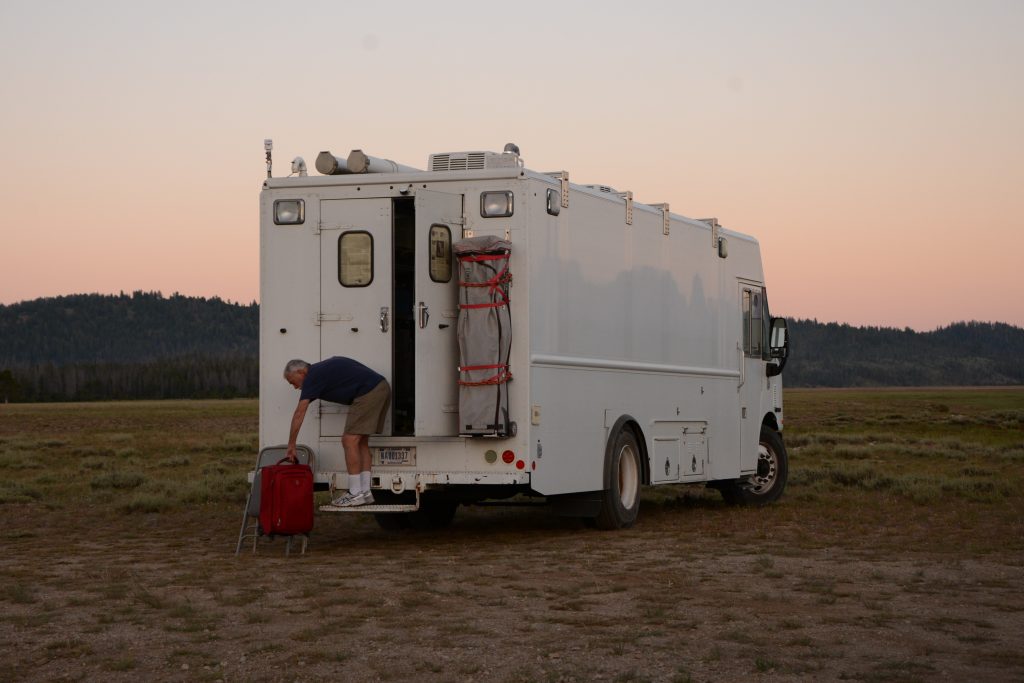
left=2, top=391, right=1023, bottom=682
left=2, top=499, right=1023, bottom=682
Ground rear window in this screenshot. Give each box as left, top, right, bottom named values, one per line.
left=339, top=231, right=373, bottom=287
left=428, top=224, right=452, bottom=282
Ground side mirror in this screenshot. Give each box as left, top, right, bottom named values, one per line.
left=766, top=317, right=789, bottom=377
left=769, top=318, right=788, bottom=357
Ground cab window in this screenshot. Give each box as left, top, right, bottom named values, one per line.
left=742, top=287, right=764, bottom=358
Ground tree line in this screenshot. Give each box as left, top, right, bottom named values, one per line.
left=1, top=293, right=1022, bottom=402
left=785, top=319, right=1024, bottom=387
left=0, top=292, right=257, bottom=402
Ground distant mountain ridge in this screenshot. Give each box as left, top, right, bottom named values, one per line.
left=0, top=293, right=1021, bottom=401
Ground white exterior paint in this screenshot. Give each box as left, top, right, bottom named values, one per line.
left=259, top=155, right=784, bottom=499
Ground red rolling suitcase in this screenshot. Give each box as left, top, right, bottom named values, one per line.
left=259, top=458, right=314, bottom=536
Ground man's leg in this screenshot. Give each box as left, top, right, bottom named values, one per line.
left=358, top=435, right=372, bottom=472
left=341, top=433, right=363, bottom=493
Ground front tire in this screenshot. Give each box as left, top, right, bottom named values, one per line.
left=594, top=427, right=643, bottom=530
left=719, top=425, right=788, bottom=506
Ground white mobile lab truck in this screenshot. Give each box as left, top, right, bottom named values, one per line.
left=258, top=143, right=790, bottom=530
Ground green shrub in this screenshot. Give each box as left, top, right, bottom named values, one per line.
left=90, top=471, right=146, bottom=490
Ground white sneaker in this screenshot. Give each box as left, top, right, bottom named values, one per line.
left=330, top=491, right=363, bottom=507
left=330, top=490, right=375, bottom=507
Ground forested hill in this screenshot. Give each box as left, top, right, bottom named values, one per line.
left=0, top=292, right=256, bottom=364
left=0, top=293, right=1022, bottom=401
left=786, top=319, right=1024, bottom=387
left=0, top=292, right=257, bottom=401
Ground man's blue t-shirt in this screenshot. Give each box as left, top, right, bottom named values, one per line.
left=299, top=357, right=384, bottom=405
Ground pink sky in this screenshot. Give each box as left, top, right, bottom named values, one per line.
left=1, top=1, right=1021, bottom=330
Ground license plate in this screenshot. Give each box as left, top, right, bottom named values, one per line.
left=374, top=447, right=415, bottom=466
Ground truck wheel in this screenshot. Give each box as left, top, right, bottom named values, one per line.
left=408, top=499, right=458, bottom=530
left=719, top=425, right=788, bottom=506
left=374, top=513, right=410, bottom=531
left=594, top=427, right=642, bottom=530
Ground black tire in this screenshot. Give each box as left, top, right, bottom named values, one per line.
left=407, top=499, right=458, bottom=530
left=593, top=427, right=643, bottom=530
left=719, top=425, right=788, bottom=506
left=375, top=499, right=458, bottom=531
left=373, top=513, right=410, bottom=531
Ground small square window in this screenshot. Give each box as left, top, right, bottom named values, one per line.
left=546, top=188, right=560, bottom=216
left=339, top=231, right=373, bottom=287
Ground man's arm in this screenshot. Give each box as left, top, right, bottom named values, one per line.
left=286, top=399, right=311, bottom=462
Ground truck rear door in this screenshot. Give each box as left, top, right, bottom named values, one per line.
left=413, top=190, right=463, bottom=436
left=319, top=198, right=392, bottom=437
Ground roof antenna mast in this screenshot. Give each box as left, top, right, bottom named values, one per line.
left=264, top=139, right=273, bottom=178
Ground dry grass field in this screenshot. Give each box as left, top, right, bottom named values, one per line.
left=1, top=388, right=1022, bottom=682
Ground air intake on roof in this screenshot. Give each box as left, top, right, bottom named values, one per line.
left=428, top=149, right=521, bottom=172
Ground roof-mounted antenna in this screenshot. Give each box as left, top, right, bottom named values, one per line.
left=264, top=139, right=273, bottom=178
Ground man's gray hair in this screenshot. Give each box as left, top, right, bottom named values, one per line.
left=283, top=359, right=311, bottom=377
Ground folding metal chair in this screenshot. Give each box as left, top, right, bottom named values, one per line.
left=235, top=445, right=315, bottom=556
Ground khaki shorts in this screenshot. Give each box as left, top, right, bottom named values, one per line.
left=344, top=380, right=391, bottom=435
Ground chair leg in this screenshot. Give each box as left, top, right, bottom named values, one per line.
left=235, top=492, right=254, bottom=556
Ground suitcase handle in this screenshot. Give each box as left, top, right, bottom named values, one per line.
left=276, top=456, right=305, bottom=466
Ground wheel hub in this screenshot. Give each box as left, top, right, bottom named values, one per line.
left=746, top=443, right=777, bottom=494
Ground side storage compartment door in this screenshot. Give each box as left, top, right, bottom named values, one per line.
left=319, top=199, right=393, bottom=437
left=413, top=190, right=462, bottom=436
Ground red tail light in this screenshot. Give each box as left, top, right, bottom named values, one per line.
left=501, top=450, right=515, bottom=464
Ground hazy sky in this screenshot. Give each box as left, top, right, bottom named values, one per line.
left=1, top=0, right=1021, bottom=330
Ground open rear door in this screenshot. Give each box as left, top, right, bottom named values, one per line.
left=413, top=190, right=463, bottom=436
left=319, top=198, right=393, bottom=437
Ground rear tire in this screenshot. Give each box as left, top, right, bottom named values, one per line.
left=374, top=513, right=410, bottom=531
left=375, top=498, right=458, bottom=531
left=719, top=425, right=788, bottom=506
left=407, top=499, right=458, bottom=530
left=593, top=427, right=642, bottom=530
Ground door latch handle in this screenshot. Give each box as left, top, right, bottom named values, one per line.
left=379, top=306, right=389, bottom=333
left=417, top=302, right=429, bottom=329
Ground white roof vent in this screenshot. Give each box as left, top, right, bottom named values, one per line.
left=428, top=148, right=521, bottom=172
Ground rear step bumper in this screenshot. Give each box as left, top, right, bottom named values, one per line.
left=319, top=502, right=419, bottom=513
left=319, top=488, right=420, bottom=514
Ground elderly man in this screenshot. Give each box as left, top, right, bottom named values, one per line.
left=284, top=357, right=391, bottom=507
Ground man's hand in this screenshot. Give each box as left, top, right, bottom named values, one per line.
left=285, top=445, right=298, bottom=463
